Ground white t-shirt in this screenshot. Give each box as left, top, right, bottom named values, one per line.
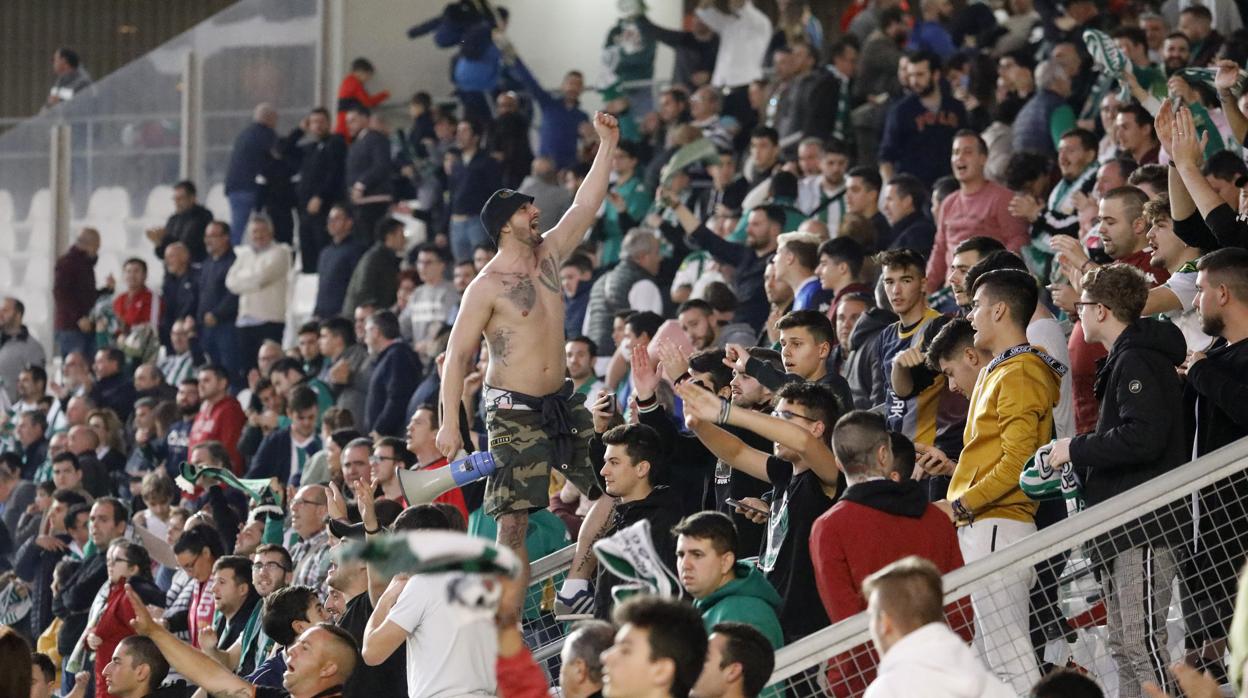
left=1162, top=269, right=1216, bottom=353
left=387, top=574, right=498, bottom=698
left=1027, top=318, right=1076, bottom=440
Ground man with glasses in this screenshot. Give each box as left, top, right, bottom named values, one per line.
left=677, top=380, right=842, bottom=643
left=288, top=485, right=331, bottom=591
left=230, top=545, right=293, bottom=675
left=1047, top=264, right=1188, bottom=696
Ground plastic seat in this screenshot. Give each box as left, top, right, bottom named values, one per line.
left=205, top=184, right=228, bottom=222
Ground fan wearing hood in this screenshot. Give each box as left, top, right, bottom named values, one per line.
left=673, top=511, right=783, bottom=650
left=1048, top=264, right=1190, bottom=698
left=811, top=411, right=969, bottom=697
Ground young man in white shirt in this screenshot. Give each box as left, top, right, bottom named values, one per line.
left=361, top=507, right=497, bottom=698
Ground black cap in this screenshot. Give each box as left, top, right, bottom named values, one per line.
left=480, top=189, right=535, bottom=243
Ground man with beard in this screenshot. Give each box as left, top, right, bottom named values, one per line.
left=1142, top=195, right=1213, bottom=352
left=1008, top=128, right=1099, bottom=279
left=678, top=300, right=724, bottom=352
left=1176, top=248, right=1248, bottom=682
left=327, top=556, right=408, bottom=698
left=1162, top=32, right=1191, bottom=74
left=566, top=337, right=604, bottom=398
left=879, top=50, right=968, bottom=186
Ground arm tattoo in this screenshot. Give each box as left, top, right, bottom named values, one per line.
left=538, top=256, right=561, bottom=295
left=488, top=328, right=514, bottom=366
left=572, top=499, right=619, bottom=576
left=503, top=277, right=537, bottom=313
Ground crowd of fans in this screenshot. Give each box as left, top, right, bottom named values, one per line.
left=5, top=0, right=1248, bottom=696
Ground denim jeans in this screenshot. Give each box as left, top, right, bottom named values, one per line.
left=451, top=217, right=490, bottom=264
left=228, top=190, right=259, bottom=245
left=200, top=321, right=241, bottom=386
left=55, top=329, right=94, bottom=359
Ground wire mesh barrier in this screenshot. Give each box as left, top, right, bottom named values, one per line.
left=523, top=544, right=576, bottom=681
left=766, top=436, right=1248, bottom=698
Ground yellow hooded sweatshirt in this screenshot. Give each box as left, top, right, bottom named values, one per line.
left=948, top=347, right=1064, bottom=525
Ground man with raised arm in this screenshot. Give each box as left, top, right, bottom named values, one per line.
left=436, top=113, right=618, bottom=602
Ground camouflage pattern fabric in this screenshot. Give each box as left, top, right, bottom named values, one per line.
left=484, top=390, right=601, bottom=516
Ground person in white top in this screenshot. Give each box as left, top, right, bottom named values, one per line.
left=696, top=0, right=772, bottom=90
left=864, top=556, right=1013, bottom=698
left=361, top=511, right=498, bottom=698
left=225, top=213, right=291, bottom=375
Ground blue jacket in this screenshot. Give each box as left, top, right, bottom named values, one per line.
left=366, top=341, right=423, bottom=436
left=225, top=122, right=277, bottom=194
left=198, top=250, right=238, bottom=323
left=908, top=21, right=956, bottom=61
left=246, top=428, right=323, bottom=485
left=160, top=269, right=199, bottom=345
left=314, top=238, right=366, bottom=319
left=1012, top=89, right=1067, bottom=155
left=878, top=86, right=967, bottom=186
left=885, top=211, right=937, bottom=254
left=510, top=58, right=588, bottom=170
left=564, top=282, right=592, bottom=340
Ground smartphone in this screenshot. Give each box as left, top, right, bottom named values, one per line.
left=597, top=392, right=616, bottom=414
left=725, top=498, right=771, bottom=518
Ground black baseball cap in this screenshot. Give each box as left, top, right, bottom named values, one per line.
left=480, top=189, right=535, bottom=243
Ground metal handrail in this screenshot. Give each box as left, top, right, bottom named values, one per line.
left=767, top=434, right=1248, bottom=683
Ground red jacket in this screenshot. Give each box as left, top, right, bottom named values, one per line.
left=112, top=288, right=160, bottom=332
left=92, top=578, right=165, bottom=698
left=334, top=74, right=390, bottom=142
left=189, top=397, right=247, bottom=473
left=810, top=480, right=972, bottom=697
left=496, top=644, right=549, bottom=698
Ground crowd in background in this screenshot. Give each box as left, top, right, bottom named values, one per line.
left=5, top=0, right=1248, bottom=696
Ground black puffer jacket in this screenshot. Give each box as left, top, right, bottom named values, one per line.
left=1070, top=318, right=1190, bottom=557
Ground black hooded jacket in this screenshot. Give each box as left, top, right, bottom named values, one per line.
left=1069, top=318, right=1190, bottom=554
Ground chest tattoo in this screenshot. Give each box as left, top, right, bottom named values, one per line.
left=538, top=256, right=561, bottom=295
left=502, top=276, right=537, bottom=314
left=488, top=327, right=514, bottom=366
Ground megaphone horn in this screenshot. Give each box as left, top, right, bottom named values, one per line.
left=398, top=452, right=498, bottom=505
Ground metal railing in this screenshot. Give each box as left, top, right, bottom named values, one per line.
left=767, top=435, right=1248, bottom=697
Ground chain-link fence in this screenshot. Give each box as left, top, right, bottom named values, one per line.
left=767, top=436, right=1248, bottom=697
left=522, top=544, right=575, bottom=681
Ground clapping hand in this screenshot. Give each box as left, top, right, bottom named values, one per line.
left=653, top=340, right=691, bottom=383
left=722, top=343, right=751, bottom=373
left=1171, top=103, right=1209, bottom=168
left=630, top=343, right=662, bottom=400
left=326, top=481, right=350, bottom=521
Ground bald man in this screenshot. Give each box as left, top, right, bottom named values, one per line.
left=289, top=485, right=331, bottom=589
left=54, top=227, right=102, bottom=358
left=160, top=241, right=199, bottom=349
left=127, top=585, right=358, bottom=698
left=225, top=102, right=280, bottom=244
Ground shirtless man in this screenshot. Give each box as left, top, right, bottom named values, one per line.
left=437, top=112, right=618, bottom=599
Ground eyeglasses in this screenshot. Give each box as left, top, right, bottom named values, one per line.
left=772, top=409, right=816, bottom=423
left=1074, top=301, right=1103, bottom=314
left=253, top=561, right=291, bottom=573
left=178, top=551, right=201, bottom=573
